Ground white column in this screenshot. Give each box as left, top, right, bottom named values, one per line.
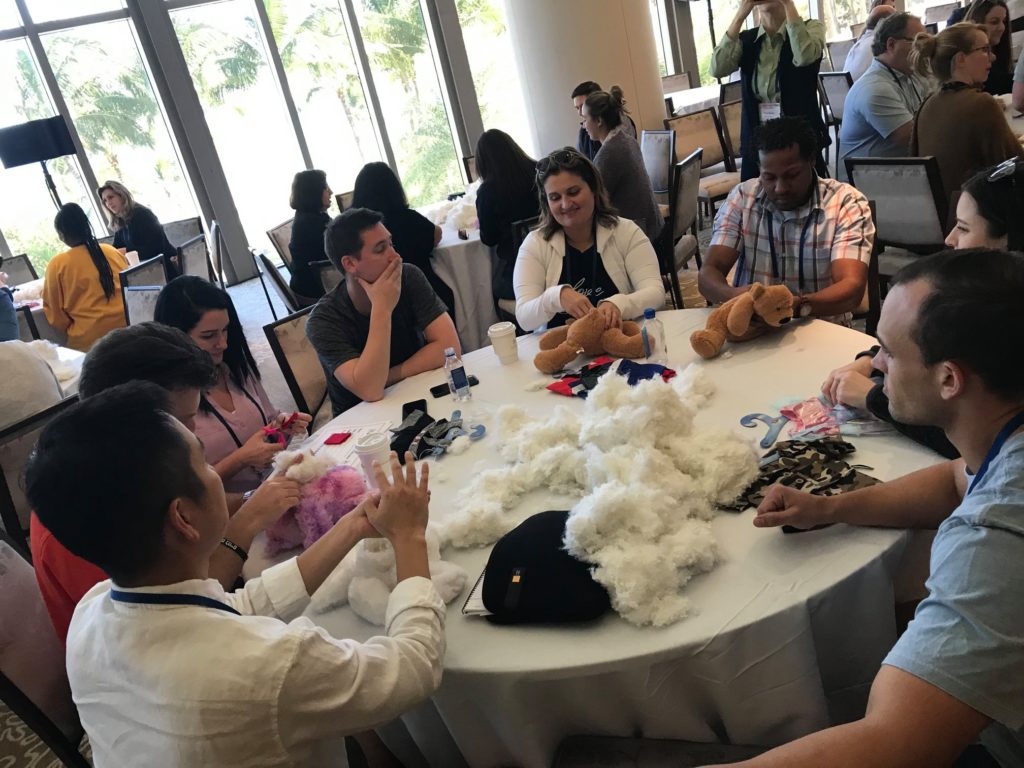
left=504, top=0, right=665, bottom=157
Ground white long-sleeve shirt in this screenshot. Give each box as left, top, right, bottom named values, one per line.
left=67, top=560, right=445, bottom=767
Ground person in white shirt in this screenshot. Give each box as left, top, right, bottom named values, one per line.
left=843, top=4, right=897, bottom=81
left=26, top=381, right=444, bottom=768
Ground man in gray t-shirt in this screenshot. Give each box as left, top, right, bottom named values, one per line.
left=305, top=208, right=459, bottom=416
left=723, top=248, right=1024, bottom=767
left=839, top=13, right=932, bottom=182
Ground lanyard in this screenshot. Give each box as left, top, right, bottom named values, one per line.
left=967, top=411, right=1024, bottom=494
left=205, top=379, right=269, bottom=449
left=765, top=210, right=816, bottom=291
left=878, top=62, right=921, bottom=107
left=110, top=589, right=241, bottom=616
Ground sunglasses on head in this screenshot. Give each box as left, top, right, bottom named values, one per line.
left=536, top=149, right=584, bottom=176
left=988, top=158, right=1019, bottom=183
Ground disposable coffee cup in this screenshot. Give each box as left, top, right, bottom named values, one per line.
left=488, top=321, right=518, bottom=364
left=353, top=433, right=391, bottom=490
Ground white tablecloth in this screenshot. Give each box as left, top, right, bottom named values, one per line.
left=997, top=93, right=1024, bottom=136
left=246, top=310, right=942, bottom=768
left=431, top=226, right=498, bottom=353
left=671, top=84, right=721, bottom=116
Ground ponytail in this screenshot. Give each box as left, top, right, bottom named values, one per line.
left=54, top=203, right=116, bottom=301
left=910, top=32, right=938, bottom=77
left=911, top=22, right=987, bottom=81
left=583, top=86, right=628, bottom=130
left=86, top=238, right=115, bottom=300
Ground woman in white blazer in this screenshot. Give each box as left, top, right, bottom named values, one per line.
left=513, top=148, right=664, bottom=332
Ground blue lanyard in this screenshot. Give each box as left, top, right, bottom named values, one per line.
left=765, top=210, right=816, bottom=291
left=110, top=589, right=241, bottom=616
left=967, top=411, right=1024, bottom=495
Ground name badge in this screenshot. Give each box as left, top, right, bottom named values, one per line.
left=759, top=102, right=782, bottom=122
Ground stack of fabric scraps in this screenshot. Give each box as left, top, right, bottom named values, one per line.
left=437, top=366, right=760, bottom=627
left=546, top=357, right=676, bottom=399
left=720, top=438, right=881, bottom=512
left=389, top=408, right=485, bottom=460
left=781, top=396, right=894, bottom=439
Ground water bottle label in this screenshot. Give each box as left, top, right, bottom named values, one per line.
left=450, top=366, right=470, bottom=390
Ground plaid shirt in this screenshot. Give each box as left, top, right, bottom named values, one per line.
left=711, top=176, right=873, bottom=299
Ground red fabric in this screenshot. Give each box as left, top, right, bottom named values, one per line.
left=29, top=513, right=106, bottom=645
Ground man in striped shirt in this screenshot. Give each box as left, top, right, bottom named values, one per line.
left=699, top=117, right=874, bottom=324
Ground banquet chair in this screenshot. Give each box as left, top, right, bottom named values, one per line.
left=254, top=249, right=305, bottom=320
left=463, top=155, right=478, bottom=183
left=16, top=305, right=41, bottom=342
left=924, top=1, right=960, bottom=25
left=850, top=21, right=867, bottom=37
left=96, top=234, right=114, bottom=246
left=664, top=107, right=739, bottom=228
left=0, top=397, right=78, bottom=554
left=263, top=306, right=329, bottom=424
left=209, top=220, right=227, bottom=289
left=313, top=260, right=342, bottom=294
left=639, top=130, right=675, bottom=199
left=179, top=233, right=213, bottom=280
left=719, top=80, right=742, bottom=105
left=161, top=216, right=202, bottom=248
left=853, top=201, right=882, bottom=337
left=266, top=218, right=295, bottom=271
left=826, top=38, right=856, bottom=71
left=1, top=254, right=38, bottom=286
left=661, top=72, right=694, bottom=99
left=335, top=191, right=354, bottom=213
left=498, top=216, right=542, bottom=321
left=120, top=256, right=167, bottom=290
left=819, top=72, right=853, bottom=176
left=0, top=530, right=90, bottom=768
left=553, top=735, right=764, bottom=767
left=671, top=149, right=704, bottom=273
left=719, top=100, right=742, bottom=171
left=122, top=285, right=162, bottom=326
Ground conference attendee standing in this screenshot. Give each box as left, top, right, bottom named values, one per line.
left=910, top=23, right=1024, bottom=204
left=287, top=169, right=332, bottom=303
left=43, top=203, right=128, bottom=352
left=711, top=0, right=827, bottom=180
left=582, top=87, right=664, bottom=242
left=839, top=13, right=932, bottom=180
left=98, top=180, right=180, bottom=280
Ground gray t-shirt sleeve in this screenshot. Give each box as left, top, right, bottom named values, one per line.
left=403, top=263, right=447, bottom=331
left=883, top=517, right=1024, bottom=730
left=305, top=296, right=362, bottom=374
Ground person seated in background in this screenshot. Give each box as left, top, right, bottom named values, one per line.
left=711, top=0, right=827, bottom=180
left=306, top=208, right=459, bottom=416
left=475, top=128, right=540, bottom=306
left=0, top=272, right=16, bottom=342
left=725, top=249, right=1024, bottom=768
left=843, top=3, right=897, bottom=81
left=28, top=322, right=301, bottom=643
left=513, top=148, right=663, bottom=332
left=154, top=277, right=311, bottom=493
left=351, top=162, right=454, bottom=319
left=910, top=23, right=1024, bottom=204
left=582, top=87, right=664, bottom=243
left=98, top=180, right=181, bottom=281
left=821, top=158, right=1024, bottom=458
left=287, top=169, right=333, bottom=303
left=571, top=80, right=637, bottom=161
left=27, top=382, right=444, bottom=766
left=699, top=117, right=872, bottom=323
left=945, top=0, right=1013, bottom=95
left=43, top=203, right=129, bottom=352
left=839, top=12, right=931, bottom=181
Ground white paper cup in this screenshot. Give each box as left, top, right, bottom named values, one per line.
left=488, top=321, right=518, bottom=364
left=353, top=433, right=391, bottom=490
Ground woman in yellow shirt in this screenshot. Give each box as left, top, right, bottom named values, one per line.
left=43, top=203, right=129, bottom=351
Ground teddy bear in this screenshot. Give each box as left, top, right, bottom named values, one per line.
left=689, top=282, right=795, bottom=360
left=264, top=449, right=369, bottom=556
left=534, top=309, right=646, bottom=374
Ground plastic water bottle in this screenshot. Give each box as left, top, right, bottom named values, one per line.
left=444, top=347, right=472, bottom=402
left=640, top=308, right=668, bottom=365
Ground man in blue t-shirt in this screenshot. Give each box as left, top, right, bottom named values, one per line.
left=728, top=248, right=1024, bottom=767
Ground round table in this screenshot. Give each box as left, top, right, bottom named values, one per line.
left=247, top=309, right=942, bottom=768
left=431, top=225, right=499, bottom=354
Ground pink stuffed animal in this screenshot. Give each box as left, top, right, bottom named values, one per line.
left=264, top=464, right=368, bottom=556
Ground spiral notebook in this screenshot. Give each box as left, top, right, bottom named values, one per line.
left=461, top=569, right=491, bottom=616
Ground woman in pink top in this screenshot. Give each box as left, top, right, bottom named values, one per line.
left=154, top=277, right=311, bottom=493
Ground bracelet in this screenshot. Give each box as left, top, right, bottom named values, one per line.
left=219, top=537, right=248, bottom=563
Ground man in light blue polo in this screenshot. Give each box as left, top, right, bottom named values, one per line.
left=723, top=249, right=1024, bottom=767
left=838, top=12, right=932, bottom=181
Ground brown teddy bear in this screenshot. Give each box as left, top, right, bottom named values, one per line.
left=690, top=282, right=795, bottom=360
left=534, top=310, right=645, bottom=374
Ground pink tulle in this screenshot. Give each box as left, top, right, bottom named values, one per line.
left=264, top=465, right=368, bottom=556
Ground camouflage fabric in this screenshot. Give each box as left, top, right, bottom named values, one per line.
left=720, top=438, right=881, bottom=512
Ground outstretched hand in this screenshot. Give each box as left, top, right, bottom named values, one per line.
left=365, top=451, right=430, bottom=542
left=754, top=484, right=835, bottom=530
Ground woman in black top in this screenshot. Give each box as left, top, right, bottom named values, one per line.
left=475, top=129, right=540, bottom=301
left=98, top=180, right=181, bottom=281
left=947, top=0, right=1013, bottom=94
left=351, top=162, right=454, bottom=317
left=287, top=169, right=332, bottom=302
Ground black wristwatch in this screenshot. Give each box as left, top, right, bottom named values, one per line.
left=793, top=295, right=813, bottom=318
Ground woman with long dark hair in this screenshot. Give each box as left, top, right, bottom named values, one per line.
left=43, top=203, right=129, bottom=351
left=98, top=180, right=181, bottom=280
left=351, top=162, right=454, bottom=317
left=287, top=169, right=332, bottom=302
left=154, top=276, right=311, bottom=492
left=475, top=129, right=540, bottom=302
left=946, top=0, right=1012, bottom=94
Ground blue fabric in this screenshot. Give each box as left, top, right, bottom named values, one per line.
left=0, top=288, right=17, bottom=342
left=883, top=433, right=1024, bottom=766
left=615, top=359, right=673, bottom=386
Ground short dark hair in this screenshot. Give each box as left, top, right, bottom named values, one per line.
left=351, top=162, right=407, bottom=213
left=755, top=117, right=818, bottom=161
left=290, top=169, right=328, bottom=213
left=571, top=81, right=601, bottom=99
left=961, top=160, right=1024, bottom=251
left=80, top=322, right=217, bottom=399
left=892, top=249, right=1024, bottom=399
left=26, top=382, right=207, bottom=583
left=872, top=12, right=913, bottom=56
left=324, top=207, right=384, bottom=269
